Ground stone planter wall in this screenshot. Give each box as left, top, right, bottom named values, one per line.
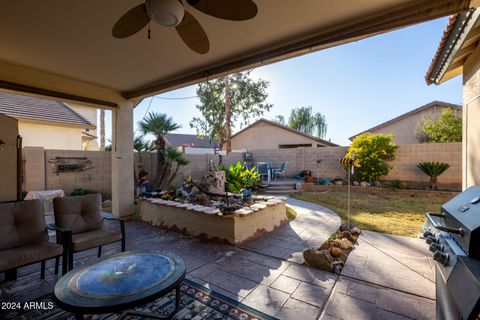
left=139, top=199, right=288, bottom=245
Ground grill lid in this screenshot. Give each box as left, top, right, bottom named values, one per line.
left=442, top=186, right=480, bottom=258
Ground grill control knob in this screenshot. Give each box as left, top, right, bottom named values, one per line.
left=426, top=236, right=438, bottom=244
left=429, top=243, right=443, bottom=253
left=423, top=230, right=433, bottom=238
left=433, top=251, right=449, bottom=266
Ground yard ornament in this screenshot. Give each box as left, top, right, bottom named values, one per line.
left=338, top=153, right=360, bottom=230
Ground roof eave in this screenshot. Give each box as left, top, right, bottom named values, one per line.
left=426, top=9, right=480, bottom=85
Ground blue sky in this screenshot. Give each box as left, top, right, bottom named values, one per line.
left=103, top=17, right=462, bottom=146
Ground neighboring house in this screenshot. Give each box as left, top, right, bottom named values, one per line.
left=349, top=101, right=461, bottom=144
left=231, top=118, right=337, bottom=150
left=166, top=133, right=218, bottom=154
left=425, top=10, right=480, bottom=189
left=0, top=91, right=98, bottom=150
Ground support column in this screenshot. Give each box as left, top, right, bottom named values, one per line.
left=112, top=102, right=134, bottom=217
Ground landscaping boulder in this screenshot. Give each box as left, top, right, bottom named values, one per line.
left=340, top=231, right=353, bottom=241
left=360, top=181, right=371, bottom=187
left=330, top=246, right=343, bottom=258
left=339, top=238, right=353, bottom=250
left=351, top=227, right=361, bottom=236
left=353, top=181, right=360, bottom=186
left=303, top=248, right=333, bottom=272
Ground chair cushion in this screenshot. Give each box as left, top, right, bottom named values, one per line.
left=0, top=242, right=63, bottom=272
left=71, top=228, right=122, bottom=252
left=0, top=200, right=48, bottom=251
left=53, top=193, right=103, bottom=234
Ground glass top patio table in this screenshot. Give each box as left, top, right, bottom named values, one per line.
left=54, top=250, right=186, bottom=317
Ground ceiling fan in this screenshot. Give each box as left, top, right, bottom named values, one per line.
left=112, top=0, right=258, bottom=54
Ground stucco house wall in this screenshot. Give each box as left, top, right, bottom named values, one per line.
left=231, top=120, right=335, bottom=150
left=68, top=102, right=99, bottom=151
left=19, top=121, right=85, bottom=150
left=350, top=102, right=461, bottom=145
left=367, top=106, right=455, bottom=144
left=462, top=45, right=480, bottom=189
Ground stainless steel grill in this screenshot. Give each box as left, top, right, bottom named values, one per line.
left=423, top=186, right=480, bottom=320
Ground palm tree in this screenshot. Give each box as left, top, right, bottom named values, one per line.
left=417, top=162, right=450, bottom=191
left=138, top=112, right=180, bottom=188
left=165, top=147, right=190, bottom=187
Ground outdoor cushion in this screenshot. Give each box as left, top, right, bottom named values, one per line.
left=53, top=193, right=103, bottom=234
left=0, top=242, right=63, bottom=272
left=71, top=228, right=122, bottom=252
left=0, top=200, right=48, bottom=251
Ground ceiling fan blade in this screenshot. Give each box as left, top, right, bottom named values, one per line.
left=186, top=0, right=257, bottom=21
left=176, top=10, right=210, bottom=54
left=112, top=4, right=150, bottom=38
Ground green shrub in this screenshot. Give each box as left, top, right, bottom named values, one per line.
left=222, top=162, right=261, bottom=193
left=416, top=108, right=462, bottom=143
left=417, top=162, right=450, bottom=191
left=345, top=133, right=398, bottom=182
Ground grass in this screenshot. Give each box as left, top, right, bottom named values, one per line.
left=293, top=191, right=454, bottom=237
left=286, top=206, right=298, bottom=221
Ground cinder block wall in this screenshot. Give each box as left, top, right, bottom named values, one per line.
left=22, top=142, right=462, bottom=195
left=44, top=149, right=112, bottom=196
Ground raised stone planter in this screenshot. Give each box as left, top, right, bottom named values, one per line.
left=139, top=198, right=288, bottom=245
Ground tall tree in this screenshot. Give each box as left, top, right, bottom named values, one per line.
left=190, top=71, right=273, bottom=153
left=272, top=115, right=285, bottom=125
left=416, top=108, right=462, bottom=143
left=288, top=106, right=327, bottom=138
left=138, top=112, right=180, bottom=188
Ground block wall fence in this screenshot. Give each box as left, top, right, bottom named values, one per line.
left=22, top=142, right=461, bottom=197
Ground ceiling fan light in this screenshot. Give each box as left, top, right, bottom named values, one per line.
left=147, top=0, right=185, bottom=27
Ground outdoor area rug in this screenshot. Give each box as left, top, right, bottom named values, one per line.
left=0, top=278, right=276, bottom=320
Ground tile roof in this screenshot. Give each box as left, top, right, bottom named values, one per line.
left=425, top=14, right=459, bottom=85
left=0, top=91, right=94, bottom=127
left=165, top=133, right=218, bottom=148
left=231, top=118, right=338, bottom=147
left=349, top=101, right=461, bottom=140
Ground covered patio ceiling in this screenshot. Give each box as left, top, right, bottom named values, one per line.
left=0, top=0, right=477, bottom=108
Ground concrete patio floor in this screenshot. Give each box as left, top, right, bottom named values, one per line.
left=0, top=197, right=435, bottom=320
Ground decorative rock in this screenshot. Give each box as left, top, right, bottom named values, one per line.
left=360, top=181, right=370, bottom=187
left=340, top=231, right=353, bottom=241
left=235, top=208, right=254, bottom=215
left=166, top=201, right=180, bottom=206
left=334, top=180, right=343, bottom=186
left=251, top=203, right=267, bottom=210
left=303, top=248, right=333, bottom=272
left=193, top=206, right=208, bottom=212
left=374, top=181, right=382, bottom=187
left=203, top=208, right=220, bottom=214
left=331, top=261, right=344, bottom=274
left=351, top=227, right=361, bottom=236
left=330, top=246, right=342, bottom=257
left=339, top=238, right=353, bottom=250
left=332, top=239, right=342, bottom=248
left=249, top=206, right=259, bottom=212
left=196, top=194, right=210, bottom=206
left=276, top=196, right=287, bottom=201
left=353, top=181, right=360, bottom=186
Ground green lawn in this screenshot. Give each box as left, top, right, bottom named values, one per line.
left=293, top=191, right=454, bottom=237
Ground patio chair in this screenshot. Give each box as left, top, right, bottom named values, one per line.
left=0, top=200, right=68, bottom=281
left=52, top=193, right=125, bottom=270
left=256, top=162, right=269, bottom=181
left=272, top=162, right=288, bottom=180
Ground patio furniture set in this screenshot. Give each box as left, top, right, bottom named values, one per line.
left=251, top=161, right=288, bottom=182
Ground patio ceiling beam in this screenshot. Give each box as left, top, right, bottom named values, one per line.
left=0, top=80, right=118, bottom=109
left=0, top=59, right=124, bottom=109
left=123, top=0, right=478, bottom=100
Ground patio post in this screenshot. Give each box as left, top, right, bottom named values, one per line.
left=111, top=101, right=134, bottom=217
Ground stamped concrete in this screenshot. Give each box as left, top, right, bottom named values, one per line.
left=0, top=197, right=437, bottom=320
